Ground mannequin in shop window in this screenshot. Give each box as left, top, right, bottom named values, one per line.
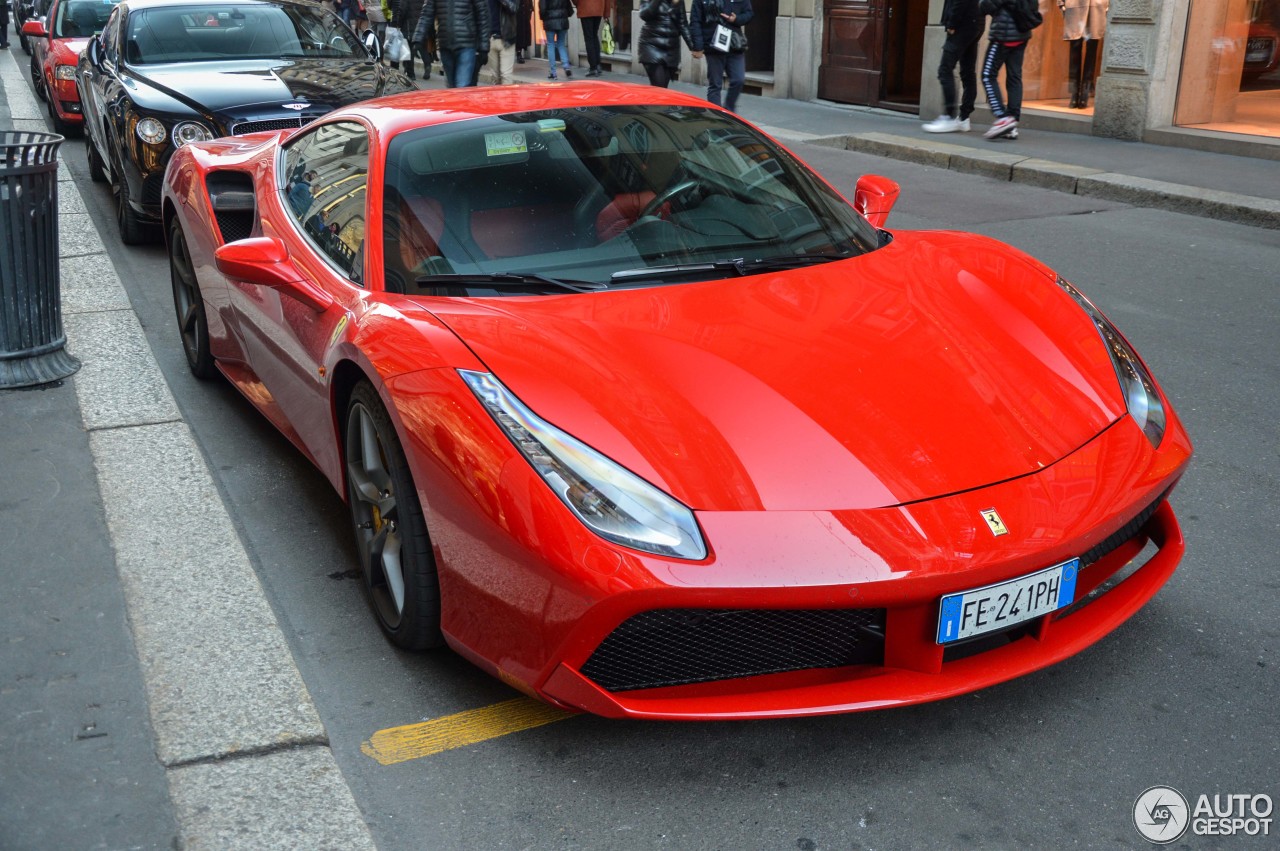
left=1059, top=0, right=1107, bottom=108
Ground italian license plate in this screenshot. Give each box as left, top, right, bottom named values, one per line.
left=936, top=559, right=1079, bottom=644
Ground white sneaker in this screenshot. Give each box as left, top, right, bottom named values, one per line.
left=922, top=115, right=963, bottom=133
left=958, top=117, right=971, bottom=132
left=983, top=116, right=1018, bottom=139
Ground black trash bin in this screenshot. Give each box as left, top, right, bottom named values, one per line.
left=1, top=130, right=80, bottom=389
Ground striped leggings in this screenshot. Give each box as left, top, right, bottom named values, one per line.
left=981, top=40, right=1027, bottom=120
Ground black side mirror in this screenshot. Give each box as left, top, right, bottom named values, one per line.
left=86, top=37, right=103, bottom=69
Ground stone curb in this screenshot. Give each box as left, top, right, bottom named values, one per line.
left=806, top=132, right=1280, bottom=230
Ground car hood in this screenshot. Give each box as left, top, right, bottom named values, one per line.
left=424, top=231, right=1127, bottom=512
left=126, top=58, right=406, bottom=123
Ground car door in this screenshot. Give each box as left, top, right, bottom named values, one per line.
left=228, top=120, right=372, bottom=473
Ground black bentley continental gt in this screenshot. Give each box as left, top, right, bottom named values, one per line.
left=77, top=0, right=415, bottom=243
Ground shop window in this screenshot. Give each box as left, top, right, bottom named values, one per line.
left=1176, top=0, right=1280, bottom=137
left=1022, top=0, right=1109, bottom=114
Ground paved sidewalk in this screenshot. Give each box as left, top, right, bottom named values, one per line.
left=1, top=46, right=375, bottom=850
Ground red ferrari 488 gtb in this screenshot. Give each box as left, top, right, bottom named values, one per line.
left=162, top=83, right=1192, bottom=720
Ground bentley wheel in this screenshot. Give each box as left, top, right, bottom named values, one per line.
left=113, top=164, right=149, bottom=245
left=86, top=139, right=106, bottom=183
left=168, top=217, right=216, bottom=379
left=345, top=381, right=442, bottom=650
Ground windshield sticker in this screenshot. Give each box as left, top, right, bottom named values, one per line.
left=484, top=131, right=528, bottom=158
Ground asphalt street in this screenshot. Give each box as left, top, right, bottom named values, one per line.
left=3, top=41, right=1280, bottom=851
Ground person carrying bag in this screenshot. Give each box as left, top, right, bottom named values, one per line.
left=688, top=0, right=752, bottom=113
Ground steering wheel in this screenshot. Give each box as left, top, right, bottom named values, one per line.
left=638, top=178, right=699, bottom=220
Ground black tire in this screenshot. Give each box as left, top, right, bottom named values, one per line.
left=112, top=159, right=150, bottom=245
left=31, top=57, right=44, bottom=101
left=168, top=217, right=216, bottom=379
left=344, top=381, right=442, bottom=650
left=86, top=136, right=107, bottom=183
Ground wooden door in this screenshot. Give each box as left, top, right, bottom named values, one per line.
left=819, top=0, right=885, bottom=104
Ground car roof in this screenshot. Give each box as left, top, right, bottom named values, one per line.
left=335, top=82, right=728, bottom=138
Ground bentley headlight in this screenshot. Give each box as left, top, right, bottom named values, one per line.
left=172, top=121, right=214, bottom=147
left=460, top=370, right=707, bottom=560
left=136, top=117, right=166, bottom=145
left=55, top=64, right=76, bottom=81
left=1057, top=277, right=1166, bottom=447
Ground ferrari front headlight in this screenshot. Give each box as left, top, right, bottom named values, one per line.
left=55, top=64, right=76, bottom=81
left=136, top=117, right=166, bottom=145
left=1057, top=276, right=1166, bottom=447
left=172, top=121, right=214, bottom=147
left=460, top=370, right=707, bottom=560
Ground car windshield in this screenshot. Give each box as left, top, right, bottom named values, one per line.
left=381, top=105, right=881, bottom=295
left=53, top=0, right=116, bottom=38
left=125, top=3, right=364, bottom=64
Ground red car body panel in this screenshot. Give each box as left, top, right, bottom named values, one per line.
left=161, top=83, right=1193, bottom=719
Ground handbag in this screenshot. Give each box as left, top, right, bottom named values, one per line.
left=712, top=23, right=747, bottom=54
left=384, top=26, right=411, bottom=62
left=600, top=19, right=615, bottom=54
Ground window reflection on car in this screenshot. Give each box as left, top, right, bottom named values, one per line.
left=381, top=105, right=880, bottom=296
left=125, top=3, right=362, bottom=64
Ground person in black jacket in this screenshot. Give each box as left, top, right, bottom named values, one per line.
left=637, top=0, right=693, bottom=87
left=414, top=0, right=490, bottom=86
left=922, top=0, right=983, bottom=133
left=688, top=0, right=752, bottom=112
left=979, top=0, right=1031, bottom=139
left=539, top=0, right=573, bottom=78
left=394, top=0, right=426, bottom=78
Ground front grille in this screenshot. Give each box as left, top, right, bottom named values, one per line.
left=581, top=608, right=886, bottom=692
left=231, top=116, right=316, bottom=136
left=142, top=172, right=167, bottom=206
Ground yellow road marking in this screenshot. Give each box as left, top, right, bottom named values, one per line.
left=361, top=697, right=575, bottom=765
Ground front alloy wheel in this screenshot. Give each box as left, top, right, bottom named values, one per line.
left=345, top=381, right=442, bottom=650
left=168, top=217, right=215, bottom=378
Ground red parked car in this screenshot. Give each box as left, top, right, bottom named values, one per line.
left=23, top=0, right=119, bottom=134
left=162, top=83, right=1193, bottom=720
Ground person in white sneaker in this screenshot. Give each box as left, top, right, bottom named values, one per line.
left=979, top=0, right=1035, bottom=139
left=923, top=0, right=983, bottom=134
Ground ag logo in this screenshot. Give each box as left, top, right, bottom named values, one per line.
left=1134, top=786, right=1190, bottom=844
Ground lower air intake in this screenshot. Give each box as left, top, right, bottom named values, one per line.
left=581, top=608, right=886, bottom=692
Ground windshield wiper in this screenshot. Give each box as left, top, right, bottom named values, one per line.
left=611, top=252, right=850, bottom=283
left=735, top=252, right=853, bottom=272
left=415, top=272, right=607, bottom=293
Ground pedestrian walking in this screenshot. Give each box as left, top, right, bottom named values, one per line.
left=366, top=0, right=390, bottom=50
left=979, top=0, right=1036, bottom=140
left=414, top=0, right=490, bottom=86
left=922, top=0, right=983, bottom=133
left=486, top=0, right=519, bottom=84
left=637, top=0, right=693, bottom=88
left=515, top=0, right=532, bottom=62
left=688, top=0, right=752, bottom=112
left=394, top=0, right=426, bottom=78
left=0, top=0, right=10, bottom=50
left=576, top=0, right=607, bottom=76
left=539, top=0, right=573, bottom=79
